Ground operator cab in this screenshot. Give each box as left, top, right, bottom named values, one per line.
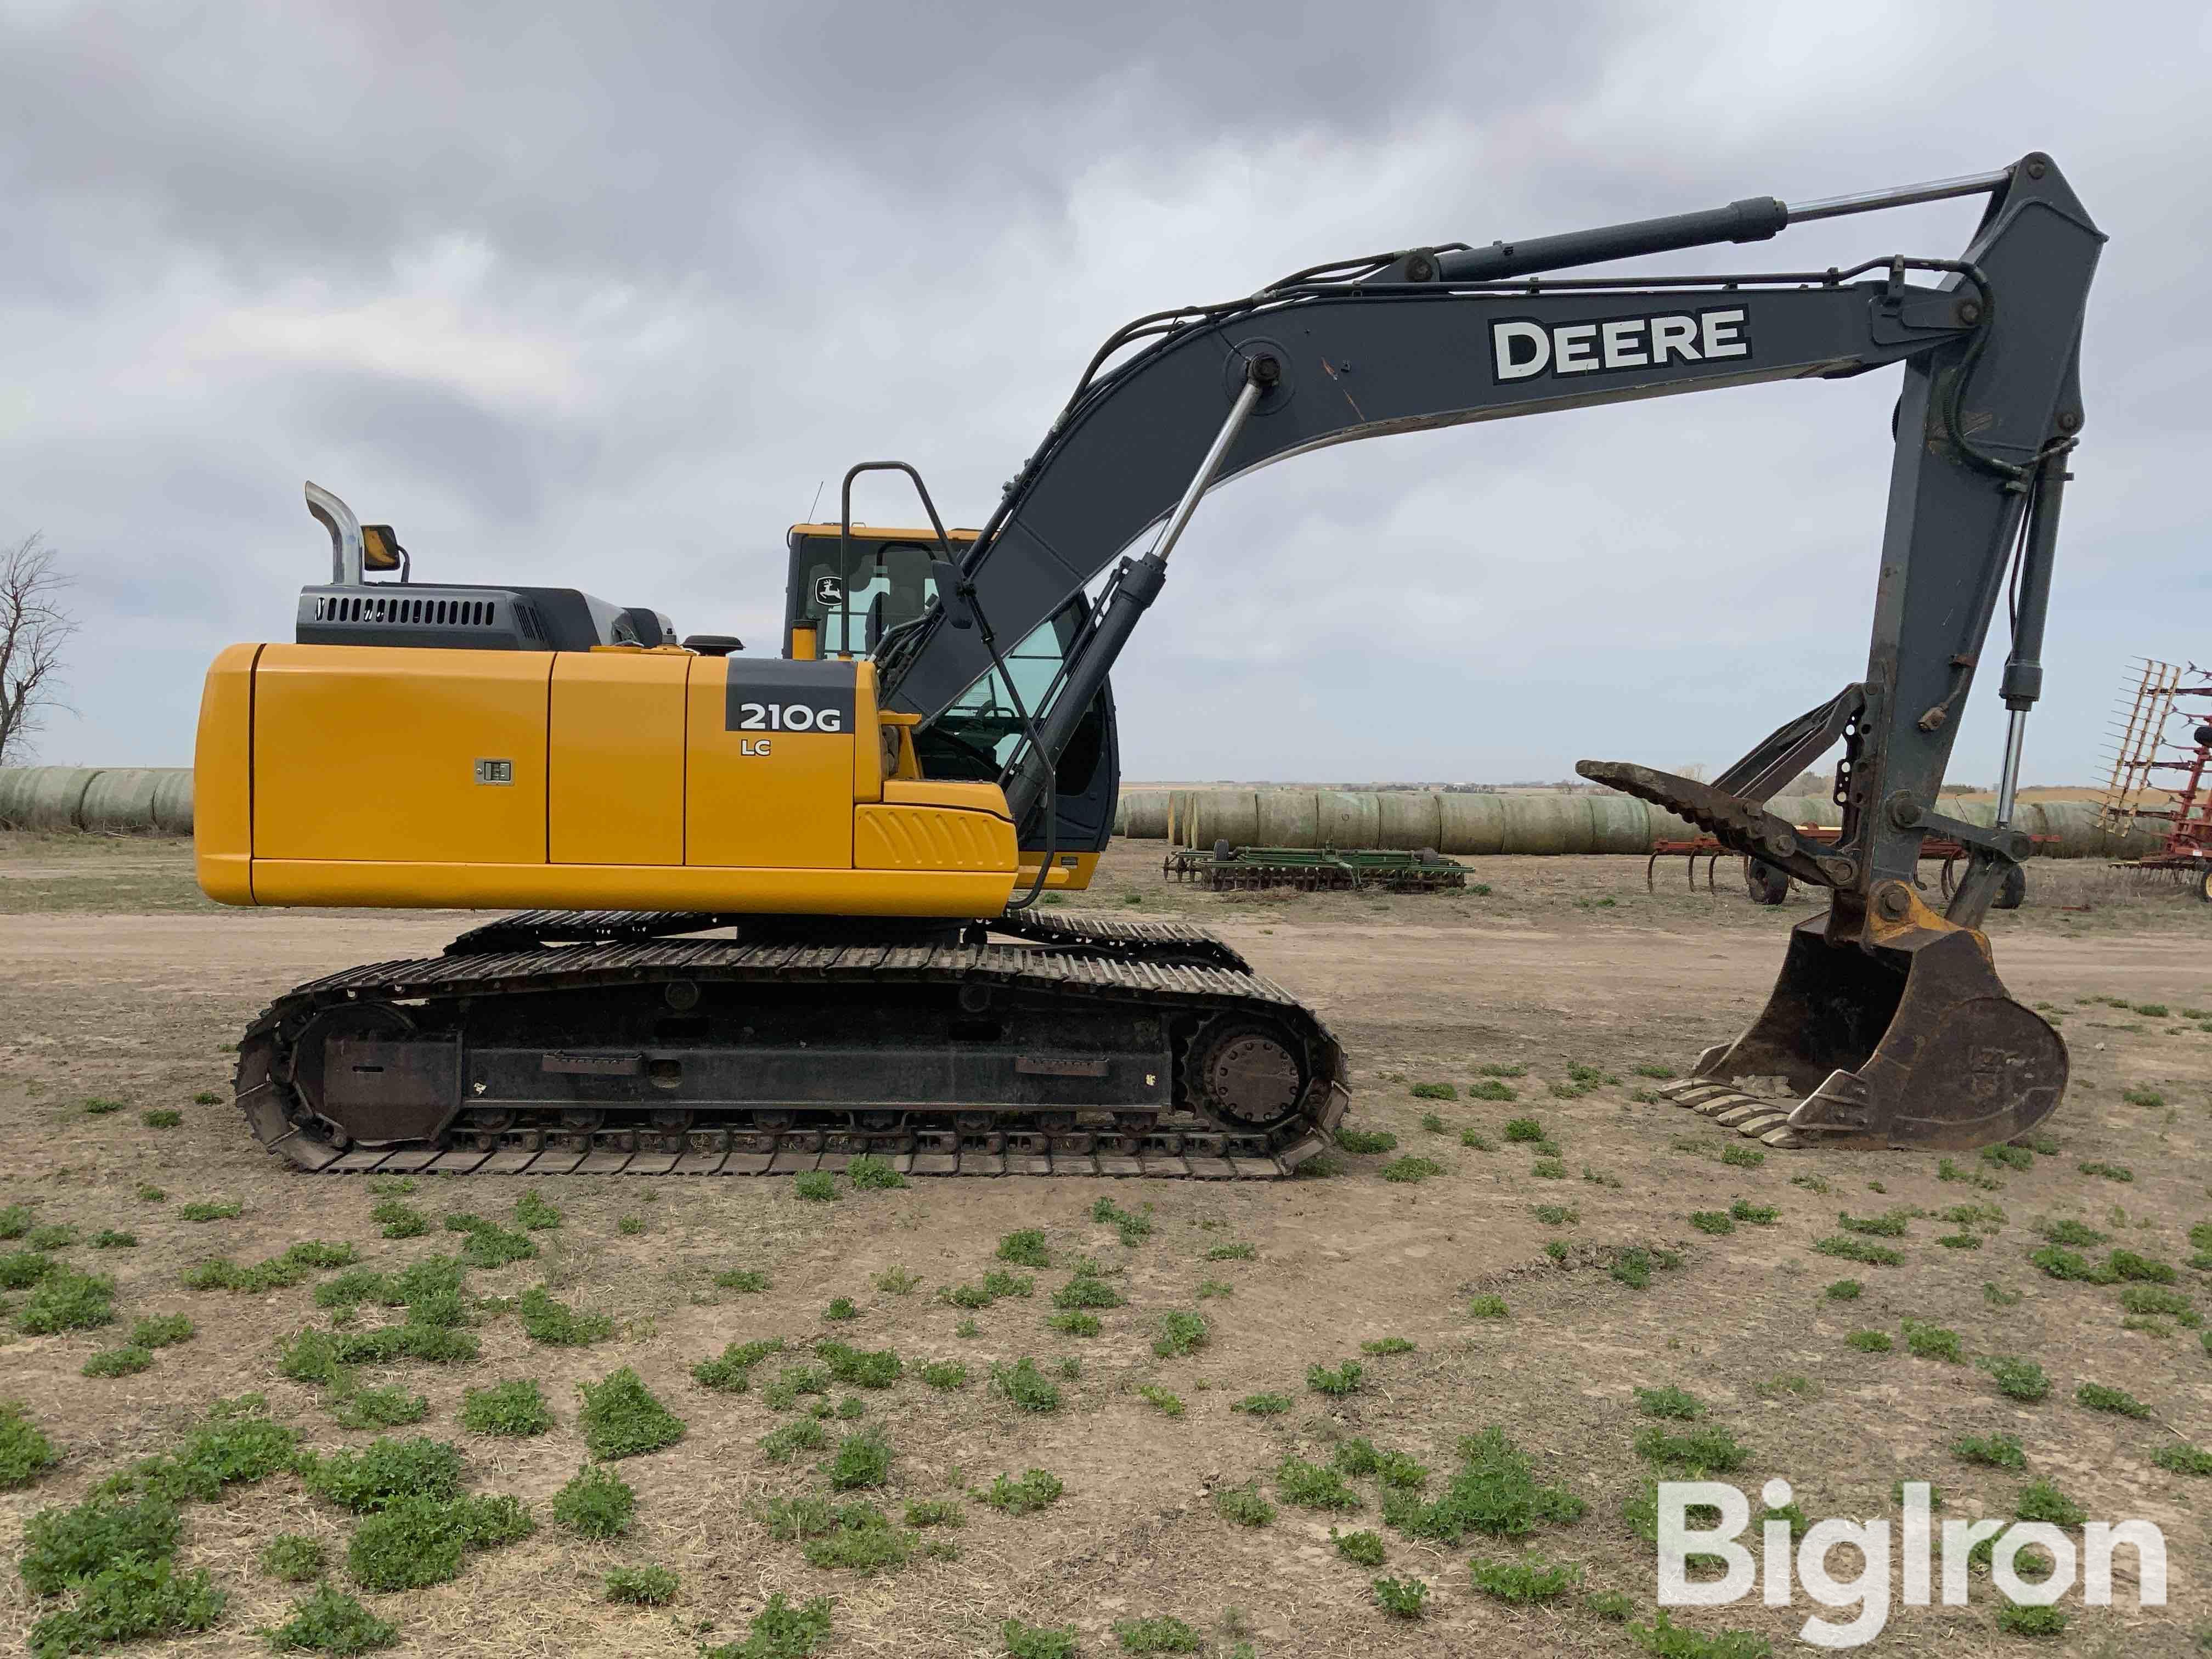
left=292, top=482, right=730, bottom=655
left=780, top=523, right=978, bottom=661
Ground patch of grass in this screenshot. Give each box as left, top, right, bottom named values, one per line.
left=823, top=1296, right=858, bottom=1322
left=1720, top=1145, right=1765, bottom=1169
left=1111, top=1615, right=1201, bottom=1654
left=1982, top=1143, right=2034, bottom=1171
left=369, top=1199, right=427, bottom=1239
left=2108, top=1248, right=2174, bottom=1283
left=2120, top=1283, right=2196, bottom=1319
left=1635, top=1386, right=1705, bottom=1420
left=827, top=1427, right=894, bottom=1490
left=1234, top=1392, right=1292, bottom=1416
left=1373, top=1575, right=1430, bottom=1617
left=793, top=1170, right=838, bottom=1202
left=1532, top=1204, right=1577, bottom=1227
left=577, top=1368, right=685, bottom=1459
left=262, top=1583, right=399, bottom=1654
left=2076, top=1382, right=2151, bottom=1418
left=300, top=1436, right=465, bottom=1511
left=0, top=1249, right=54, bottom=1289
left=2029, top=1246, right=2115, bottom=1283
left=1531, top=1156, right=1567, bottom=1178
left=1361, top=1336, right=1415, bottom=1355
left=26, top=1223, right=77, bottom=1250
left=1203, top=1242, right=1257, bottom=1264
left=1136, top=1384, right=1184, bottom=1417
left=1460, top=1128, right=1493, bottom=1149
left=701, top=1593, right=832, bottom=1659
left=1215, top=1482, right=1276, bottom=1526
left=847, top=1154, right=907, bottom=1189
left=140, top=1109, right=182, bottom=1129
left=1903, top=1320, right=1963, bottom=1363
left=715, top=1267, right=771, bottom=1293
left=1411, top=1081, right=1457, bottom=1101
left=1994, top=1604, right=2067, bottom=1637
left=1051, top=1273, right=1125, bottom=1310
left=345, top=1492, right=533, bottom=1591
left=460, top=1379, right=554, bottom=1436
left=816, top=1341, right=900, bottom=1389
left=259, top=1534, right=327, bottom=1583
left=991, top=1356, right=1062, bottom=1412
left=759, top=1419, right=828, bottom=1463
left=692, top=1338, right=785, bottom=1392
left=2078, top=1161, right=2134, bottom=1183
left=1936, top=1232, right=1982, bottom=1250
left=81, top=1344, right=155, bottom=1378
left=1823, top=1279, right=1863, bottom=1301
left=1089, top=1198, right=1154, bottom=1246
left=2015, top=1479, right=2087, bottom=1526
left=1335, top=1128, right=1397, bottom=1154
left=551, top=1462, right=636, bottom=1537
left=977, top=1468, right=1063, bottom=1514
left=604, top=1564, right=679, bottom=1605
left=1380, top=1159, right=1451, bottom=1186
left=83, top=1097, right=126, bottom=1115
left=0, top=1402, right=60, bottom=1490
left=1307, top=1360, right=1364, bottom=1397
left=21, top=1493, right=183, bottom=1597
left=997, top=1229, right=1051, bottom=1267
left=1813, top=1235, right=1902, bottom=1267
left=1333, top=1527, right=1386, bottom=1566
left=918, top=1361, right=967, bottom=1391
left=1277, top=1455, right=1363, bottom=1511
left=1047, top=1310, right=1102, bottom=1335
left=1469, top=1080, right=1518, bottom=1102
left=1502, top=1116, right=1545, bottom=1142
left=89, top=1229, right=137, bottom=1249
left=2151, top=1443, right=2212, bottom=1476
left=1002, top=1620, right=1079, bottom=1659
left=1152, top=1310, right=1208, bottom=1357
left=517, top=1284, right=616, bottom=1346
left=25, top=1559, right=225, bottom=1657
left=1845, top=1330, right=1892, bottom=1353
left=1334, top=1438, right=1429, bottom=1488
left=1836, top=1210, right=1909, bottom=1237
left=1469, top=1293, right=1510, bottom=1319
left=614, top=1214, right=646, bottom=1237
left=327, top=1385, right=429, bottom=1430
left=1979, top=1354, right=2050, bottom=1401
left=1468, top=1552, right=1581, bottom=1604
left=17, top=1267, right=116, bottom=1334
left=1729, top=1201, right=1778, bottom=1226
left=1635, top=1425, right=1748, bottom=1474
left=0, top=1204, right=31, bottom=1239
left=1382, top=1425, right=1583, bottom=1542
left=178, top=1200, right=243, bottom=1222
left=2038, top=1217, right=2107, bottom=1246
left=1951, top=1432, right=2025, bottom=1469
left=941, top=1269, right=1035, bottom=1309
left=1689, top=1211, right=1734, bottom=1236
left=1624, top=1610, right=1774, bottom=1657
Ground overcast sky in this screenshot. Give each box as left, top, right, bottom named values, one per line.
left=4, top=1, right=2205, bottom=786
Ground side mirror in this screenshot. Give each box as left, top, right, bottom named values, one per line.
left=930, top=559, right=973, bottom=630
left=361, top=524, right=407, bottom=573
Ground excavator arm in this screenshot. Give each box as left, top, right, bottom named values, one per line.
left=881, top=153, right=2102, bottom=1149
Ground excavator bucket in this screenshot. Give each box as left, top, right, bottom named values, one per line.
left=1658, top=887, right=2067, bottom=1150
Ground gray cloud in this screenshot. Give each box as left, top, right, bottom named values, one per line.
left=2, top=0, right=2203, bottom=797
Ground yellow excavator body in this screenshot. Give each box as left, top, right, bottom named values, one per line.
left=193, top=641, right=1030, bottom=917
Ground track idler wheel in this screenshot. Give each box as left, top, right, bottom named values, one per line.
left=1185, top=1019, right=1307, bottom=1132
left=1685, top=884, right=2066, bottom=1150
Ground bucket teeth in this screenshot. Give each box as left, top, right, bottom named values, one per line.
left=1652, top=1078, right=1804, bottom=1146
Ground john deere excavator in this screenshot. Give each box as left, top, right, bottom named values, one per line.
left=195, top=153, right=2100, bottom=1177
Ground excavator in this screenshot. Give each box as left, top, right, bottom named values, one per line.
left=194, top=152, right=2100, bottom=1177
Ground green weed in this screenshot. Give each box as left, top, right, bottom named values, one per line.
left=991, top=1357, right=1062, bottom=1412
left=1468, top=1552, right=1581, bottom=1603
left=997, top=1229, right=1051, bottom=1267
left=1215, top=1483, right=1276, bottom=1527
left=715, top=1267, right=771, bottom=1294
left=793, top=1171, right=838, bottom=1201
left=1333, top=1527, right=1387, bottom=1565
left=0, top=1401, right=59, bottom=1490
left=551, top=1462, right=636, bottom=1537
left=605, top=1564, right=679, bottom=1605
left=1152, top=1310, right=1208, bottom=1357
left=1635, top=1386, right=1704, bottom=1420
left=1951, top=1432, right=2025, bottom=1469
left=977, top=1468, right=1063, bottom=1514
left=847, top=1154, right=907, bottom=1190
left=2076, top=1382, right=2152, bottom=1418
left=258, top=1534, right=326, bottom=1583
left=262, top=1584, right=399, bottom=1654
left=1845, top=1331, right=1892, bottom=1353
left=918, top=1361, right=968, bottom=1390
left=1335, top=1128, right=1398, bottom=1154
left=827, top=1428, right=894, bottom=1489
left=460, top=1379, right=555, bottom=1436
left=517, top=1284, right=616, bottom=1346
left=577, top=1368, right=685, bottom=1459
left=81, top=1346, right=153, bottom=1378
left=1136, top=1384, right=1184, bottom=1417
left=1373, top=1575, right=1429, bottom=1617
left=1277, top=1455, right=1363, bottom=1511
left=1307, top=1360, right=1363, bottom=1396
left=25, top=1559, right=224, bottom=1657
left=1813, top=1236, right=1901, bottom=1266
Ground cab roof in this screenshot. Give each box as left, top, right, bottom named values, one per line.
left=787, top=523, right=980, bottom=542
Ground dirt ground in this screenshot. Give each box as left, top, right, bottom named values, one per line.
left=1, top=832, right=2207, bottom=1658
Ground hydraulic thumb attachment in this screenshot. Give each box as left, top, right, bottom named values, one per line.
left=1578, top=760, right=2065, bottom=1150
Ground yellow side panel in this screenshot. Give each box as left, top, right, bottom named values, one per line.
left=550, top=652, right=686, bottom=865
left=252, top=645, right=551, bottom=864
left=193, top=642, right=261, bottom=904
left=250, top=860, right=1014, bottom=918
left=855, top=805, right=1017, bottom=873
left=1018, top=850, right=1101, bottom=890
left=686, top=658, right=856, bottom=870
left=882, top=778, right=1012, bottom=816
left=850, top=661, right=883, bottom=803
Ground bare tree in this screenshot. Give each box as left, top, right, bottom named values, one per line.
left=0, top=534, right=77, bottom=766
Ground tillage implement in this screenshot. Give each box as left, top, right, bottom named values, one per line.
left=196, top=154, right=2100, bottom=1171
